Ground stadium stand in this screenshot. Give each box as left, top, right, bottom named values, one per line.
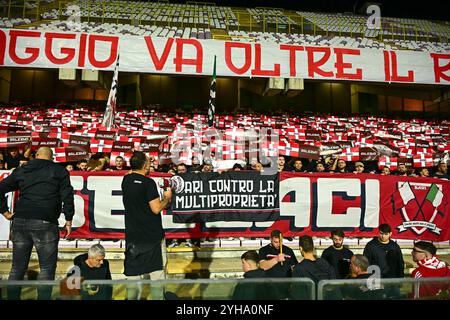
left=247, top=7, right=297, bottom=25
left=38, top=0, right=238, bottom=29
left=1, top=1, right=447, bottom=51
left=0, top=1, right=449, bottom=301
left=25, top=20, right=213, bottom=38
left=297, top=11, right=450, bottom=39
left=0, top=0, right=447, bottom=50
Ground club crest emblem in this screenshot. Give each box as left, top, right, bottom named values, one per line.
left=392, top=182, right=446, bottom=235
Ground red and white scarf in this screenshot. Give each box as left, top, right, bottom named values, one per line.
left=418, top=256, right=447, bottom=270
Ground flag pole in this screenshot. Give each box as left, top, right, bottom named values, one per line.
left=101, top=51, right=119, bottom=128
left=208, top=55, right=217, bottom=127
left=279, top=233, right=283, bottom=266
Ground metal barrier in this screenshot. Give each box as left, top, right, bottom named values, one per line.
left=318, top=277, right=450, bottom=300
left=1, top=277, right=450, bottom=300
left=0, top=278, right=315, bottom=300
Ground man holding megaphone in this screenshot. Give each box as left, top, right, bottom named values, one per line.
left=121, top=151, right=172, bottom=299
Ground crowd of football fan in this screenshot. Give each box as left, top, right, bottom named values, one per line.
left=1, top=146, right=449, bottom=180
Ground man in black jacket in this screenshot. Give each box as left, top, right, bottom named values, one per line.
left=363, top=223, right=404, bottom=298
left=72, top=244, right=112, bottom=300
left=342, top=254, right=387, bottom=300
left=0, top=147, right=74, bottom=300
left=259, top=229, right=298, bottom=277
left=363, top=223, right=404, bottom=279
left=232, top=250, right=267, bottom=300
left=321, top=229, right=353, bottom=279
left=292, top=235, right=338, bottom=299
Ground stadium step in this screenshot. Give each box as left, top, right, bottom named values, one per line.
left=15, top=19, right=57, bottom=29
left=232, top=8, right=258, bottom=28
left=211, top=28, right=231, bottom=40
left=2, top=244, right=449, bottom=280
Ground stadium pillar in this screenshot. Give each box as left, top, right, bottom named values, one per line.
left=351, top=84, right=359, bottom=113
left=0, top=69, right=11, bottom=102
left=119, top=74, right=141, bottom=108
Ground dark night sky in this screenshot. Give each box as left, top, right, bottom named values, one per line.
left=167, top=0, right=449, bottom=21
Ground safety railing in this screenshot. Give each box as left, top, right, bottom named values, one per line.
left=2, top=277, right=450, bottom=300
left=0, top=278, right=315, bottom=300
left=318, top=277, right=450, bottom=300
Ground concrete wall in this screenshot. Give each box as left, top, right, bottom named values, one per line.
left=2, top=69, right=446, bottom=117
left=0, top=69, right=11, bottom=103
left=7, top=69, right=108, bottom=104
left=139, top=75, right=238, bottom=112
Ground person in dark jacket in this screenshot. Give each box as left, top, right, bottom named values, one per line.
left=321, top=229, right=353, bottom=279
left=292, top=235, right=338, bottom=299
left=259, top=229, right=298, bottom=278
left=4, top=147, right=27, bottom=170
left=342, top=254, right=387, bottom=300
left=0, top=147, right=74, bottom=300
left=232, top=250, right=271, bottom=300
left=363, top=224, right=404, bottom=279
left=73, top=244, right=113, bottom=300
left=363, top=224, right=404, bottom=299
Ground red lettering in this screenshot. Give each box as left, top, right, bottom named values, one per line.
left=173, top=39, right=203, bottom=73
left=383, top=50, right=391, bottom=82
left=383, top=50, right=414, bottom=82
left=45, top=32, right=76, bottom=65
left=225, top=42, right=251, bottom=75
left=306, top=47, right=333, bottom=78
left=0, top=29, right=6, bottom=65
left=251, top=44, right=280, bottom=77
left=78, top=33, right=87, bottom=67
left=9, top=30, right=41, bottom=65
left=144, top=36, right=174, bottom=70
left=334, top=48, right=362, bottom=80
left=430, top=53, right=450, bottom=83
left=87, top=34, right=119, bottom=68
left=280, top=44, right=304, bottom=77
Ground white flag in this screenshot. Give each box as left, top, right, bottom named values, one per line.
left=102, top=54, right=119, bottom=128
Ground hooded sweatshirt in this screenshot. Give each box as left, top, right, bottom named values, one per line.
left=231, top=268, right=267, bottom=300
left=292, top=258, right=340, bottom=299
left=0, top=158, right=74, bottom=224
left=412, top=256, right=450, bottom=299
left=292, top=258, right=337, bottom=284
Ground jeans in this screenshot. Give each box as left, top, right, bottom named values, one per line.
left=8, top=218, right=59, bottom=300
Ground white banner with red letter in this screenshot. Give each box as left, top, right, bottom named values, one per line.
left=0, top=28, right=449, bottom=85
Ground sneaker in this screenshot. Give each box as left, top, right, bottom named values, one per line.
left=168, top=241, right=179, bottom=248
left=179, top=241, right=193, bottom=248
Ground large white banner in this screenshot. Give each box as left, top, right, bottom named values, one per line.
left=0, top=171, right=13, bottom=240
left=1, top=171, right=449, bottom=241
left=1, top=29, right=449, bottom=85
